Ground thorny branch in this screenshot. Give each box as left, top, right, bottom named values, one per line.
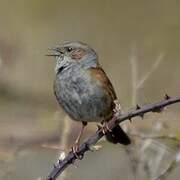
left=46, top=94, right=180, bottom=180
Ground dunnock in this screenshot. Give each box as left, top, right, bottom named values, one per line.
left=47, top=41, right=131, bottom=154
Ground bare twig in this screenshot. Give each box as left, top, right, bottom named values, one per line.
left=154, top=159, right=178, bottom=180
left=154, top=148, right=180, bottom=180
left=130, top=133, right=180, bottom=143
left=129, top=45, right=164, bottom=106
left=0, top=56, right=2, bottom=69
left=137, top=53, right=164, bottom=89
left=129, top=46, right=138, bottom=106
left=46, top=94, right=180, bottom=180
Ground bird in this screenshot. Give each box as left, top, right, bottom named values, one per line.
left=47, top=41, right=131, bottom=155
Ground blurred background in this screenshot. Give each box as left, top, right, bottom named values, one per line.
left=0, top=0, right=180, bottom=179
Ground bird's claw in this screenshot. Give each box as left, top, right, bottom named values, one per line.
left=71, top=144, right=83, bottom=160
left=88, top=145, right=102, bottom=152
left=101, top=122, right=112, bottom=134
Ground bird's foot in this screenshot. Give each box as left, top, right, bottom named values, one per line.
left=88, top=144, right=102, bottom=152
left=71, top=143, right=83, bottom=160
left=101, top=122, right=112, bottom=135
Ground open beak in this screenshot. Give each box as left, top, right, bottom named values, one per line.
left=46, top=47, right=63, bottom=57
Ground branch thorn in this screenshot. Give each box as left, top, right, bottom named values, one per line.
left=129, top=118, right=132, bottom=123
left=140, top=113, right=144, bottom=119
left=164, top=94, right=170, bottom=100
left=136, top=104, right=141, bottom=110
left=58, top=159, right=62, bottom=164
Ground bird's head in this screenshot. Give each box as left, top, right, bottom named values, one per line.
left=47, top=41, right=98, bottom=73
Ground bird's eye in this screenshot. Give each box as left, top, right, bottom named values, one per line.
left=67, top=47, right=73, bottom=52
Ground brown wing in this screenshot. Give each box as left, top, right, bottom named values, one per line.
left=88, top=67, right=117, bottom=102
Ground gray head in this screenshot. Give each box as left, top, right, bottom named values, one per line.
left=47, top=41, right=98, bottom=73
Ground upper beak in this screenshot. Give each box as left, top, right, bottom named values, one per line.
left=46, top=47, right=63, bottom=57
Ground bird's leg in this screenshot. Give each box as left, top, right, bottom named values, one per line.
left=101, top=100, right=121, bottom=134
left=98, top=100, right=122, bottom=135
left=72, top=121, right=87, bottom=159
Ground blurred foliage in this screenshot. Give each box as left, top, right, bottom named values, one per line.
left=0, top=0, right=180, bottom=179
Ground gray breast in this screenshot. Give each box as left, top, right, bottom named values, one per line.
left=54, top=65, right=112, bottom=122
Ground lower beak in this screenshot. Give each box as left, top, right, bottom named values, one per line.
left=46, top=47, right=63, bottom=57
left=46, top=54, right=60, bottom=57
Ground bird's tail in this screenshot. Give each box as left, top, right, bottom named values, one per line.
left=106, top=125, right=131, bottom=145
